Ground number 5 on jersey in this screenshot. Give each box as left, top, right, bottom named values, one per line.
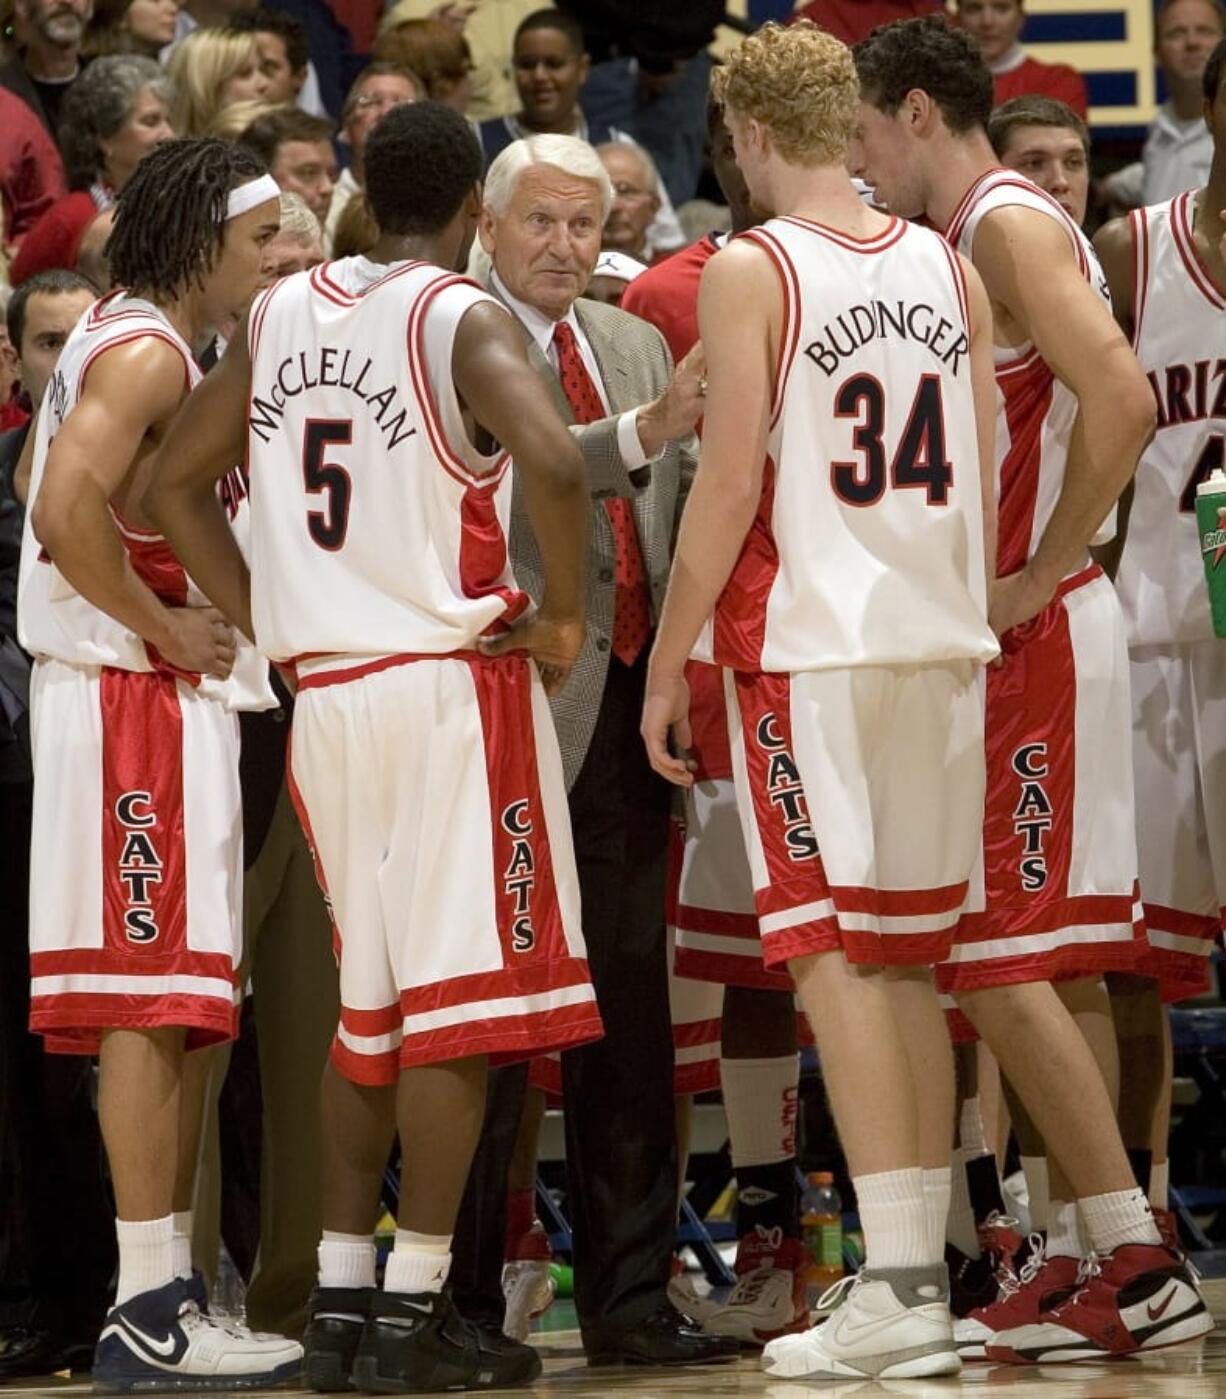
left=303, top=419, right=353, bottom=550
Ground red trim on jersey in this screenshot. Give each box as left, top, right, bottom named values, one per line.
left=407, top=272, right=511, bottom=486
left=295, top=649, right=483, bottom=689
left=739, top=229, right=801, bottom=430
left=330, top=1039, right=400, bottom=1086
left=459, top=485, right=530, bottom=631
left=1172, top=190, right=1226, bottom=312
left=1129, top=206, right=1149, bottom=349
left=673, top=943, right=794, bottom=992
left=954, top=890, right=1140, bottom=944
left=995, top=350, right=1053, bottom=576
left=711, top=454, right=779, bottom=670
left=1140, top=901, right=1221, bottom=941
left=398, top=995, right=601, bottom=1070
left=673, top=902, right=761, bottom=940
left=30, top=993, right=236, bottom=1052
left=339, top=1002, right=402, bottom=1035
left=946, top=169, right=1088, bottom=279
left=29, top=946, right=235, bottom=982
left=831, top=882, right=970, bottom=917
left=76, top=329, right=192, bottom=403
left=99, top=667, right=189, bottom=962
left=467, top=653, right=571, bottom=967
left=778, top=213, right=906, bottom=254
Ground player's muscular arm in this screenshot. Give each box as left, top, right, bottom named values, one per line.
left=453, top=302, right=588, bottom=692
left=1088, top=216, right=1139, bottom=579
left=962, top=254, right=999, bottom=585
left=974, top=208, right=1155, bottom=634
left=642, top=240, right=775, bottom=786
left=31, top=340, right=236, bottom=678
left=143, top=326, right=255, bottom=641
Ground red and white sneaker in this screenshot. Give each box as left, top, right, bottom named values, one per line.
left=502, top=1221, right=555, bottom=1343
left=701, top=1227, right=809, bottom=1345
left=953, top=1236, right=1081, bottom=1360
left=986, top=1243, right=1214, bottom=1363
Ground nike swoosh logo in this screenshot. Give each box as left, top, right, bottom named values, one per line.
left=114, top=1316, right=180, bottom=1358
left=1148, top=1286, right=1179, bottom=1321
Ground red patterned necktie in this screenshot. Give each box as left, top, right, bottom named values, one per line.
left=552, top=321, right=652, bottom=664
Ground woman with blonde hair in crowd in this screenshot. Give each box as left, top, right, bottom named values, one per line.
left=167, top=26, right=270, bottom=136
left=85, top=0, right=179, bottom=59
left=206, top=97, right=281, bottom=140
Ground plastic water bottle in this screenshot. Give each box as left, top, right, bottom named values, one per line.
left=801, top=1171, right=844, bottom=1300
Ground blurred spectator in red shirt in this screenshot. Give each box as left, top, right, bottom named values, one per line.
left=0, top=88, right=67, bottom=250
left=956, top=0, right=1089, bottom=117
left=790, top=0, right=944, bottom=45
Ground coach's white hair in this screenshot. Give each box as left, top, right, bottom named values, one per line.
left=483, top=135, right=614, bottom=219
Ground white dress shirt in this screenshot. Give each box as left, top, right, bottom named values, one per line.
left=1105, top=104, right=1214, bottom=209
left=491, top=270, right=656, bottom=469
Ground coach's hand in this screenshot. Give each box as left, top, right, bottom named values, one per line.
left=478, top=611, right=584, bottom=696
left=989, top=567, right=1053, bottom=642
left=160, top=606, right=237, bottom=679
left=635, top=342, right=707, bottom=458
left=641, top=665, right=695, bottom=787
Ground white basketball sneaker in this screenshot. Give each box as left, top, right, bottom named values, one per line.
left=702, top=1228, right=809, bottom=1344
left=761, top=1265, right=962, bottom=1381
left=501, top=1259, right=555, bottom=1343
left=92, top=1278, right=302, bottom=1392
left=667, top=1261, right=722, bottom=1327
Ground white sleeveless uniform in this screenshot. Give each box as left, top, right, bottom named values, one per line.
left=698, top=214, right=995, bottom=973
left=245, top=257, right=600, bottom=1080
left=1117, top=190, right=1226, bottom=1000
left=935, top=170, right=1145, bottom=1002
left=18, top=291, right=272, bottom=1053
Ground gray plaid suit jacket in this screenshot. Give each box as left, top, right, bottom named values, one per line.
left=490, top=288, right=698, bottom=790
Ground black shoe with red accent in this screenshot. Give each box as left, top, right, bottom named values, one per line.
left=985, top=1243, right=1214, bottom=1363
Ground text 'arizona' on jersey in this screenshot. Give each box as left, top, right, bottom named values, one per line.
left=1115, top=190, right=1226, bottom=646
left=696, top=214, right=997, bottom=675
left=244, top=257, right=528, bottom=681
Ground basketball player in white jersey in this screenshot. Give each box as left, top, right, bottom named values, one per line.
left=643, top=21, right=1001, bottom=1381
left=1092, top=32, right=1226, bottom=1256
left=852, top=16, right=1212, bottom=1362
left=18, top=138, right=303, bottom=1389
left=143, top=102, right=599, bottom=1393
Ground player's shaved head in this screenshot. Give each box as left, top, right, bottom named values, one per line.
left=364, top=100, right=483, bottom=236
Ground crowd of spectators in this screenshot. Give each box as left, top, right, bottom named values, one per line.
left=0, top=0, right=1222, bottom=1380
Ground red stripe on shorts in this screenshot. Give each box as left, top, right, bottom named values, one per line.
left=467, top=654, right=568, bottom=967
left=100, top=668, right=188, bottom=960
left=285, top=740, right=343, bottom=961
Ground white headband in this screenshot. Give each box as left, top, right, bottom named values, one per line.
left=226, top=175, right=281, bottom=221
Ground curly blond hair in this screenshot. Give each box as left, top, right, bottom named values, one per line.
left=715, top=20, right=859, bottom=167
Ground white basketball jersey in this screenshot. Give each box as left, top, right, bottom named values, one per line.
left=945, top=169, right=1111, bottom=579
left=18, top=291, right=270, bottom=711
left=1115, top=191, right=1226, bottom=646
left=245, top=257, right=527, bottom=679
left=697, top=214, right=996, bottom=673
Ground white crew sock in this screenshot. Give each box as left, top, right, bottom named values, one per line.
left=719, top=1056, right=799, bottom=1165
left=384, top=1230, right=452, bottom=1295
left=959, top=1096, right=988, bottom=1157
left=1079, top=1188, right=1162, bottom=1255
left=1045, top=1200, right=1088, bottom=1260
left=947, top=1150, right=981, bottom=1257
left=1149, top=1160, right=1170, bottom=1211
left=318, top=1230, right=377, bottom=1289
left=171, top=1211, right=193, bottom=1282
left=115, top=1215, right=176, bottom=1307
left=921, top=1166, right=952, bottom=1264
left=1020, top=1155, right=1050, bottom=1232
left=855, top=1168, right=931, bottom=1270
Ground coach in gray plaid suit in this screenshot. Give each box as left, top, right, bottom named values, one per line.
left=449, top=134, right=731, bottom=1368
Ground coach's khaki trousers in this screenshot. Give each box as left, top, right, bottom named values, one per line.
left=193, top=781, right=338, bottom=1338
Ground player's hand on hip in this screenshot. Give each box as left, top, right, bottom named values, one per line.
left=478, top=611, right=584, bottom=696
left=988, top=567, right=1053, bottom=644
left=162, top=606, right=237, bottom=679
left=641, top=666, right=695, bottom=787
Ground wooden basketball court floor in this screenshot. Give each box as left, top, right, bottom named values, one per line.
left=7, top=1278, right=1226, bottom=1399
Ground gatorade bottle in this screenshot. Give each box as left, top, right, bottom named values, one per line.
left=1196, top=469, right=1226, bottom=637
left=801, top=1171, right=844, bottom=1300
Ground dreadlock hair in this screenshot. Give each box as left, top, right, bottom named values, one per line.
left=108, top=138, right=268, bottom=300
